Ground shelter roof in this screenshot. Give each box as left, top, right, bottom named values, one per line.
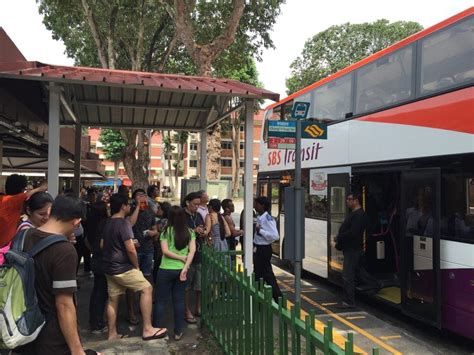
left=0, top=61, right=279, bottom=130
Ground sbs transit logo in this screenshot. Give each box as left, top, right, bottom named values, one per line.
left=304, top=124, right=325, bottom=138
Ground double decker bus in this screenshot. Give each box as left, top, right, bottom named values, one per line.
left=257, top=8, right=474, bottom=339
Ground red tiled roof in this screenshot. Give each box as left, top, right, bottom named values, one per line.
left=0, top=61, right=279, bottom=101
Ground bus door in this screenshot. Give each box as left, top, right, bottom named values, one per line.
left=400, top=168, right=441, bottom=328
left=327, top=173, right=350, bottom=285
left=257, top=178, right=283, bottom=255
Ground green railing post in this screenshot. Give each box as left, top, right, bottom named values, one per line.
left=282, top=295, right=289, bottom=354
left=264, top=285, right=273, bottom=355
left=295, top=301, right=302, bottom=355
left=308, top=310, right=316, bottom=355
left=372, top=348, right=380, bottom=355
left=345, top=332, right=354, bottom=355
left=291, top=300, right=297, bottom=354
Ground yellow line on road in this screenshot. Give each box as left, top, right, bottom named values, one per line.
left=278, top=279, right=402, bottom=355
left=322, top=302, right=338, bottom=306
left=380, top=335, right=402, bottom=340
left=285, top=298, right=367, bottom=355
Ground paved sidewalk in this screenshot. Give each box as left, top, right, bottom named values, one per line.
left=76, top=272, right=222, bottom=355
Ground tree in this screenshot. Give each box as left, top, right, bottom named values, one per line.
left=162, top=0, right=284, bottom=180
left=98, top=128, right=126, bottom=192
left=172, top=131, right=189, bottom=193
left=217, top=56, right=262, bottom=197
left=286, top=20, right=423, bottom=94
left=162, top=131, right=175, bottom=195
left=38, top=0, right=182, bottom=190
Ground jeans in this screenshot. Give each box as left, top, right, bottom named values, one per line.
left=152, top=268, right=186, bottom=334
left=254, top=244, right=282, bottom=302
left=138, top=250, right=154, bottom=277
left=342, top=249, right=379, bottom=305
left=89, top=272, right=108, bottom=330
left=75, top=234, right=91, bottom=273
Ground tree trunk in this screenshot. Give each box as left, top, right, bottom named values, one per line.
left=166, top=131, right=175, bottom=196
left=121, top=129, right=150, bottom=191
left=113, top=160, right=119, bottom=193
left=206, top=124, right=221, bottom=180
left=231, top=117, right=241, bottom=197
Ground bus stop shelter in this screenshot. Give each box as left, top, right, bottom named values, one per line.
left=0, top=60, right=279, bottom=271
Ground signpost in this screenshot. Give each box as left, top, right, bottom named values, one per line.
left=266, top=102, right=328, bottom=302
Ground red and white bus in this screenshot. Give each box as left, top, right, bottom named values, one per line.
left=257, top=8, right=474, bottom=339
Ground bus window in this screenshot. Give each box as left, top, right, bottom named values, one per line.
left=303, top=169, right=328, bottom=219
left=420, top=16, right=474, bottom=95
left=300, top=74, right=352, bottom=120
left=355, top=45, right=413, bottom=114
left=271, top=182, right=280, bottom=217
left=440, top=174, right=474, bottom=243
left=259, top=182, right=268, bottom=198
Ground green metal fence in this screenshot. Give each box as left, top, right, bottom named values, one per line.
left=202, top=247, right=379, bottom=355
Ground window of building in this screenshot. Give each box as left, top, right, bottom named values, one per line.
left=190, top=143, right=198, bottom=150
left=221, top=159, right=232, bottom=167
left=189, top=160, right=198, bottom=168
left=420, top=17, right=474, bottom=95
left=239, top=160, right=244, bottom=168
left=240, top=125, right=245, bottom=132
left=355, top=46, right=413, bottom=114
left=240, top=142, right=244, bottom=150
left=221, top=141, right=232, bottom=149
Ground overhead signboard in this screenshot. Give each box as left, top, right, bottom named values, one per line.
left=301, top=122, right=327, bottom=140
left=267, top=120, right=296, bottom=138
left=291, top=101, right=310, bottom=119
left=268, top=137, right=296, bottom=150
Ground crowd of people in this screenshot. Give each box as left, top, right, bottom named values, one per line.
left=0, top=174, right=283, bottom=355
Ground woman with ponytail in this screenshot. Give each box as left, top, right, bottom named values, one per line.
left=152, top=206, right=196, bottom=341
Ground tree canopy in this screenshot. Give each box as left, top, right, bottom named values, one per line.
left=286, top=19, right=423, bottom=95
left=98, top=129, right=125, bottom=163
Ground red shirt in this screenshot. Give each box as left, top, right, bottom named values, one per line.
left=0, top=193, right=27, bottom=247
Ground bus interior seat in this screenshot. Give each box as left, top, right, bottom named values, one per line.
left=454, top=69, right=474, bottom=83
left=436, top=76, right=455, bottom=89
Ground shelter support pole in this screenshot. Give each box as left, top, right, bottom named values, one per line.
left=243, top=99, right=255, bottom=273
left=73, top=123, right=82, bottom=197
left=0, top=140, right=3, bottom=176
left=48, top=84, right=61, bottom=198
left=200, top=129, right=207, bottom=190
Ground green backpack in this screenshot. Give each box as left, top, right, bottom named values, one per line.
left=0, top=230, right=67, bottom=349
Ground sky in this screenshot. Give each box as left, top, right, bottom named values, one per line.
left=0, top=0, right=472, bottom=104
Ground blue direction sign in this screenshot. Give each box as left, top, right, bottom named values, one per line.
left=291, top=101, right=310, bottom=119
left=267, top=120, right=296, bottom=138
left=301, top=122, right=327, bottom=140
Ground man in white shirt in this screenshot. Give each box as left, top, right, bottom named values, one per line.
left=197, top=190, right=209, bottom=222
left=254, top=196, right=282, bottom=302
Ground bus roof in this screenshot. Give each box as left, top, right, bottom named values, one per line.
left=265, top=7, right=474, bottom=112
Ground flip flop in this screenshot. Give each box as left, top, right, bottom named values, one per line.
left=142, top=329, right=168, bottom=341
left=174, top=332, right=183, bottom=341
left=184, top=316, right=197, bottom=324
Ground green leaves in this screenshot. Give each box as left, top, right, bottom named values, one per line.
left=286, top=19, right=423, bottom=95
left=98, top=128, right=125, bottom=162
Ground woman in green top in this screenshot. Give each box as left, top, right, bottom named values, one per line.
left=152, top=206, right=196, bottom=340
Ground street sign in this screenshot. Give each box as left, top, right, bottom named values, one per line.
left=301, top=122, right=327, bottom=139
left=268, top=137, right=295, bottom=149
left=267, top=120, right=296, bottom=138
left=291, top=101, right=310, bottom=119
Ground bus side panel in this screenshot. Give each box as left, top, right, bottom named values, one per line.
left=303, top=218, right=328, bottom=279
left=441, top=240, right=474, bottom=340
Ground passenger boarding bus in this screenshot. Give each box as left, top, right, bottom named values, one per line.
left=257, top=8, right=474, bottom=339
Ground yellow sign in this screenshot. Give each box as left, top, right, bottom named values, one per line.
left=302, top=123, right=327, bottom=139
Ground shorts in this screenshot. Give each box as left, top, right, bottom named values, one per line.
left=186, top=263, right=202, bottom=292
left=106, top=268, right=151, bottom=297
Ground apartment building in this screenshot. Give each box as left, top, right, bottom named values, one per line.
left=88, top=110, right=264, bottom=189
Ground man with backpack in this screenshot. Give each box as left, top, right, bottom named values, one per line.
left=21, top=195, right=89, bottom=354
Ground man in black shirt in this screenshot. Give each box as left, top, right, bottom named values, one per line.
left=336, top=191, right=379, bottom=309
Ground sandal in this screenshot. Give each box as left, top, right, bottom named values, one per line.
left=174, top=332, right=183, bottom=341
left=142, top=328, right=168, bottom=341
left=184, top=316, right=197, bottom=324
